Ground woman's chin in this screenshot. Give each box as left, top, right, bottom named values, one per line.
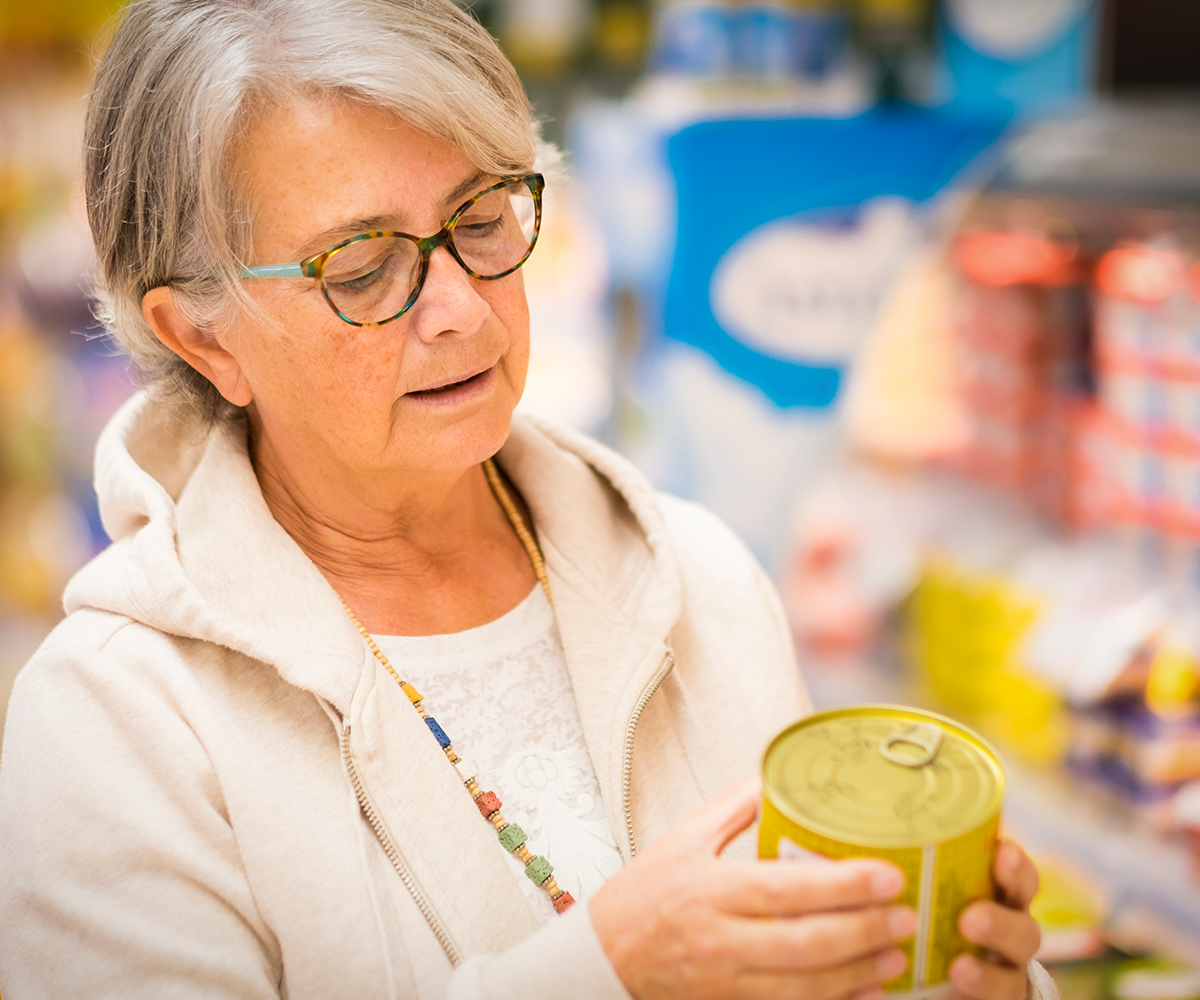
left=393, top=394, right=518, bottom=473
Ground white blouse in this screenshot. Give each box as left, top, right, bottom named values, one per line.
left=374, top=586, right=625, bottom=924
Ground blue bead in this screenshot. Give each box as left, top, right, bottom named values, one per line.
left=425, top=716, right=451, bottom=748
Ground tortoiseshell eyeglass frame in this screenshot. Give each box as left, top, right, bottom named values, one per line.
left=238, top=172, right=544, bottom=328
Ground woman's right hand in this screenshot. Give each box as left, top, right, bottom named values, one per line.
left=589, top=776, right=915, bottom=1000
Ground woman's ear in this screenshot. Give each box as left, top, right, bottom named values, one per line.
left=142, top=287, right=254, bottom=407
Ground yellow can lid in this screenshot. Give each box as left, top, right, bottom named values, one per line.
left=763, top=705, right=1005, bottom=849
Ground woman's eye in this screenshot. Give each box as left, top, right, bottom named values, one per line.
left=456, top=215, right=505, bottom=238
left=330, top=265, right=386, bottom=293
left=326, top=248, right=401, bottom=291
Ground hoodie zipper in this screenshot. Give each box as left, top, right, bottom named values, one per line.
left=339, top=723, right=462, bottom=966
left=339, top=646, right=673, bottom=946
left=620, top=649, right=675, bottom=858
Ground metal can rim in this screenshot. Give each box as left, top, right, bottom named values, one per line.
left=762, top=703, right=1006, bottom=848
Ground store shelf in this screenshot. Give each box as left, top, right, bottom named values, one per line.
left=1003, top=760, right=1200, bottom=949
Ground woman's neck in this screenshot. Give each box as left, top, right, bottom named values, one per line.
left=249, top=420, right=537, bottom=637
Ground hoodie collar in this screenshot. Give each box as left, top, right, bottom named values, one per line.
left=69, top=394, right=684, bottom=738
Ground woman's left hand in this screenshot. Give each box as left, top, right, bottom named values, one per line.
left=948, top=839, right=1043, bottom=1000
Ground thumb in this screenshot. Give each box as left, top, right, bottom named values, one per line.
left=676, top=775, right=762, bottom=857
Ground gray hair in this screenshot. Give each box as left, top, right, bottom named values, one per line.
left=85, top=0, right=542, bottom=427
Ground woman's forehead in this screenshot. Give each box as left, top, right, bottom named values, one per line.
left=235, top=95, right=490, bottom=254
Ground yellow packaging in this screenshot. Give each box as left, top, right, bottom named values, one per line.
left=759, top=705, right=1004, bottom=999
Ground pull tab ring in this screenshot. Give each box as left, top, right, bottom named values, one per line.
left=879, top=724, right=944, bottom=768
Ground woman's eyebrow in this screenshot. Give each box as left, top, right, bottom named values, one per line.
left=289, top=173, right=495, bottom=260
left=293, top=216, right=395, bottom=259
left=443, top=170, right=490, bottom=206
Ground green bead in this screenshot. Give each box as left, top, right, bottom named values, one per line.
left=524, top=855, right=553, bottom=885
left=498, top=823, right=526, bottom=852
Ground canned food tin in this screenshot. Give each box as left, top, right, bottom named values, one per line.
left=759, top=706, right=1004, bottom=999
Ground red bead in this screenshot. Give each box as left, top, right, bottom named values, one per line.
left=475, top=791, right=502, bottom=818
left=552, top=891, right=575, bottom=914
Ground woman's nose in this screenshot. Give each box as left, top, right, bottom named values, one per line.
left=408, top=243, right=490, bottom=341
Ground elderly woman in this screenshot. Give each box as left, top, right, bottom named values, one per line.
left=0, top=1, right=1050, bottom=998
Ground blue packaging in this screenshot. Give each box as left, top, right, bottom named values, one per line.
left=732, top=3, right=799, bottom=78
left=937, top=0, right=1101, bottom=117
left=793, top=5, right=845, bottom=79
left=649, top=1, right=734, bottom=77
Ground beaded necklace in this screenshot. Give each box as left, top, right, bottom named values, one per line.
left=338, top=457, right=575, bottom=915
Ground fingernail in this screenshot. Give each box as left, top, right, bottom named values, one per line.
left=960, top=906, right=990, bottom=939
left=877, top=949, right=908, bottom=979
left=871, top=867, right=904, bottom=898
left=888, top=905, right=917, bottom=939
left=952, top=955, right=981, bottom=986
left=998, top=842, right=1020, bottom=872
left=853, top=988, right=885, bottom=1000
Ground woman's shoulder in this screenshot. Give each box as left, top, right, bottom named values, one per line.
left=4, top=598, right=295, bottom=766
left=14, top=606, right=154, bottom=703
left=652, top=491, right=758, bottom=567
left=510, top=415, right=751, bottom=549
left=0, top=610, right=220, bottom=845
left=508, top=413, right=774, bottom=598
left=6, top=608, right=206, bottom=749
left=655, top=490, right=791, bottom=648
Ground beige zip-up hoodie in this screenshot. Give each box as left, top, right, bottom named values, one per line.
left=0, top=392, right=818, bottom=998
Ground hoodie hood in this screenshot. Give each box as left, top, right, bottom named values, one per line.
left=66, top=391, right=685, bottom=776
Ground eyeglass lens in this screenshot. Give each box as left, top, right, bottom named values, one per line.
left=321, top=179, right=538, bottom=325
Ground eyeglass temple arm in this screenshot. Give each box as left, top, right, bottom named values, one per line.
left=239, top=263, right=305, bottom=278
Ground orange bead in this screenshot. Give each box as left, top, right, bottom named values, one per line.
left=475, top=791, right=502, bottom=817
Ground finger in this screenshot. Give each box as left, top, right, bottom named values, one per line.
left=713, top=857, right=907, bottom=916
left=737, top=947, right=909, bottom=1000
left=723, top=905, right=916, bottom=971
left=949, top=953, right=1030, bottom=1000
left=959, top=902, right=1042, bottom=968
left=993, top=841, right=1039, bottom=910
left=673, top=775, right=762, bottom=855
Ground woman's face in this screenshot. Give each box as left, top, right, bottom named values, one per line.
left=223, top=97, right=531, bottom=478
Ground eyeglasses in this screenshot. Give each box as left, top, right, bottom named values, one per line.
left=239, top=173, right=544, bottom=327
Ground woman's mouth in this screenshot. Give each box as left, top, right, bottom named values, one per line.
left=406, top=365, right=496, bottom=403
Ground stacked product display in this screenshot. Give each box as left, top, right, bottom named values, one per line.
left=1093, top=246, right=1200, bottom=564
left=943, top=227, right=1093, bottom=528
left=926, top=187, right=1200, bottom=909
left=780, top=111, right=1200, bottom=965
left=649, top=0, right=851, bottom=82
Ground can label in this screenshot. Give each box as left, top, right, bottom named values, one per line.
left=759, top=706, right=1004, bottom=998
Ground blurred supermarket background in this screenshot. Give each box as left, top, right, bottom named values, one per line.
left=5, top=0, right=1200, bottom=991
